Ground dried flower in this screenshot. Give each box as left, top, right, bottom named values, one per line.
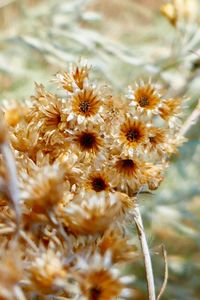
left=97, top=228, right=137, bottom=263
left=128, top=83, right=161, bottom=115
left=112, top=156, right=149, bottom=195
left=146, top=127, right=169, bottom=158
left=70, top=87, right=102, bottom=124
left=159, top=98, right=182, bottom=124
left=57, top=62, right=90, bottom=93
left=20, top=164, right=64, bottom=214
left=86, top=171, right=110, bottom=193
left=0, top=62, right=185, bottom=300
left=27, top=248, right=67, bottom=294
left=74, top=129, right=103, bottom=155
left=3, top=100, right=28, bottom=127
left=58, top=192, right=122, bottom=235
left=77, top=253, right=134, bottom=300
left=120, top=118, right=147, bottom=149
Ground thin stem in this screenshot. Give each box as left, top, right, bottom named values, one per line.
left=0, top=142, right=21, bottom=227
left=179, top=99, right=200, bottom=137
left=0, top=111, right=21, bottom=227
left=157, top=245, right=168, bottom=300
left=134, top=204, right=156, bottom=300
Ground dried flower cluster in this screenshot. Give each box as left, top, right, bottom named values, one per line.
left=0, top=62, right=185, bottom=300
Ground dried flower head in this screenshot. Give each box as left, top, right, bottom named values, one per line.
left=27, top=248, right=67, bottom=294
left=57, top=62, right=90, bottom=93
left=112, top=156, right=146, bottom=195
left=86, top=171, right=110, bottom=193
left=71, top=87, right=102, bottom=123
left=20, top=164, right=64, bottom=214
left=159, top=98, right=182, bottom=123
left=128, top=83, right=161, bottom=114
left=97, top=228, right=137, bottom=263
left=120, top=118, right=147, bottom=149
left=58, top=192, right=122, bottom=235
left=0, top=61, right=185, bottom=300
left=74, top=129, right=103, bottom=154
left=77, top=253, right=134, bottom=300
left=3, top=100, right=28, bottom=127
left=146, top=127, right=169, bottom=158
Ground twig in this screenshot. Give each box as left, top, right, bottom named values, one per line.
left=179, top=99, right=200, bottom=136
left=157, top=245, right=168, bottom=300
left=134, top=203, right=156, bottom=300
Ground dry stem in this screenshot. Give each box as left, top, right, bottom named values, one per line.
left=179, top=99, right=200, bottom=137
left=134, top=203, right=156, bottom=300
left=0, top=142, right=21, bottom=227
left=157, top=245, right=168, bottom=300
left=0, top=110, right=21, bottom=229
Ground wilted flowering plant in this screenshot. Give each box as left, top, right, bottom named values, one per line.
left=0, top=62, right=185, bottom=300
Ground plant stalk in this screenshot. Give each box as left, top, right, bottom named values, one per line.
left=134, top=204, right=156, bottom=300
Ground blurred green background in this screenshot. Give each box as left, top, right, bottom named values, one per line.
left=0, top=0, right=200, bottom=299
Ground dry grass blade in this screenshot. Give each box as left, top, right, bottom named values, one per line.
left=157, top=245, right=168, bottom=300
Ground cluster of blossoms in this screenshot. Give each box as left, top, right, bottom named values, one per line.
left=0, top=62, right=184, bottom=300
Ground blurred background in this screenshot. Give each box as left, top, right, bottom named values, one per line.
left=0, top=0, right=200, bottom=299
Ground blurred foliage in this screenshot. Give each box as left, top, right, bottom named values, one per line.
left=0, top=0, right=200, bottom=299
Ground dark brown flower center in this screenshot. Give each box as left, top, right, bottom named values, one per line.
left=126, top=129, right=140, bottom=141
left=116, top=159, right=136, bottom=178
left=56, top=114, right=61, bottom=124
left=89, top=286, right=102, bottom=300
left=79, top=132, right=96, bottom=150
left=79, top=100, right=90, bottom=113
left=91, top=177, right=107, bottom=192
left=120, top=159, right=135, bottom=169
left=139, top=96, right=149, bottom=107
left=149, top=136, right=155, bottom=143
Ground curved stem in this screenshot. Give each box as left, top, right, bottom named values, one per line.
left=134, top=204, right=156, bottom=300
